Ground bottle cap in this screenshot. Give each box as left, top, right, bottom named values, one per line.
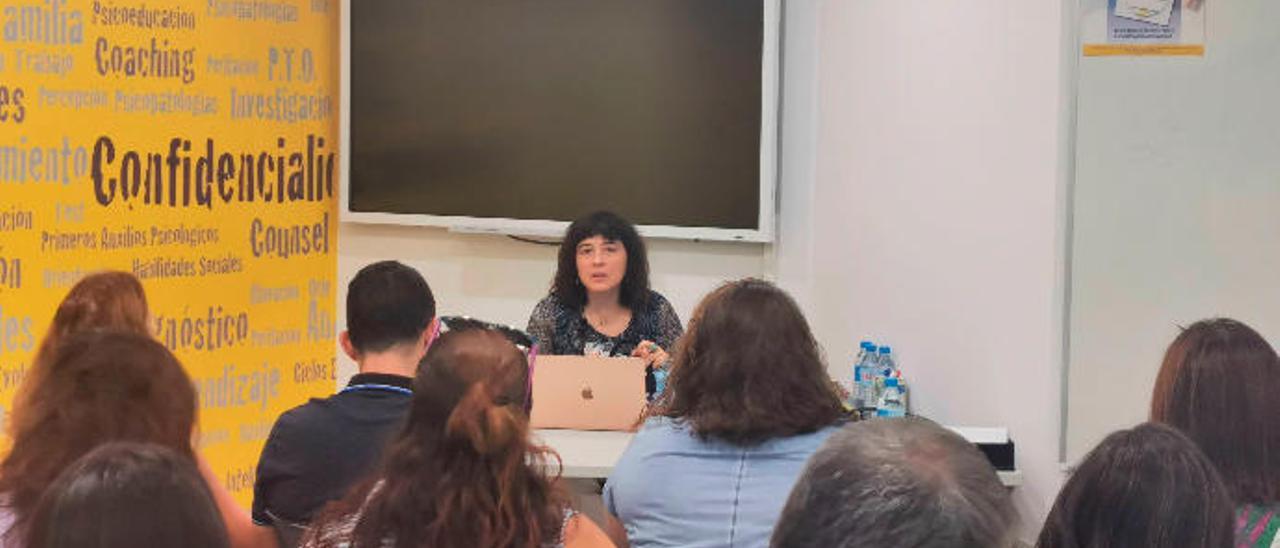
left=879, top=346, right=892, bottom=354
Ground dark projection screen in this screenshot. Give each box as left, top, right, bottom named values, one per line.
left=350, top=0, right=766, bottom=231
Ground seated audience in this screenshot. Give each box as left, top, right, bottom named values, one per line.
left=771, top=417, right=1016, bottom=548
left=1036, top=422, right=1233, bottom=548
left=254, top=261, right=437, bottom=537
left=10, top=271, right=151, bottom=436
left=303, top=328, right=612, bottom=548
left=603, top=279, right=845, bottom=548
left=1150, top=318, right=1280, bottom=547
left=6, top=271, right=274, bottom=547
left=27, top=442, right=229, bottom=548
left=0, top=331, right=205, bottom=546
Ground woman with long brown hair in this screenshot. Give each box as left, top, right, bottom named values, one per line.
left=603, top=279, right=846, bottom=548
left=304, top=328, right=612, bottom=548
left=34, top=271, right=150, bottom=350
left=0, top=330, right=199, bottom=546
left=1150, top=318, right=1280, bottom=547
left=5, top=272, right=276, bottom=548
left=10, top=271, right=150, bottom=436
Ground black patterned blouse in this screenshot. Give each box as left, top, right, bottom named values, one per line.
left=526, top=290, right=683, bottom=395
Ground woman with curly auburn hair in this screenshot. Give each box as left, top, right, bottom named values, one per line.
left=304, top=328, right=613, bottom=548
left=603, top=279, right=845, bottom=548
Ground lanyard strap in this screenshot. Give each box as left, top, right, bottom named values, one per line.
left=340, top=383, right=413, bottom=397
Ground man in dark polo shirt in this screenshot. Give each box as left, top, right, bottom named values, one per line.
left=252, top=260, right=436, bottom=533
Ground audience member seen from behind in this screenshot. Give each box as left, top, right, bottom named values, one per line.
left=604, top=279, right=845, bottom=548
left=254, top=260, right=437, bottom=538
left=527, top=211, right=682, bottom=398
left=1150, top=318, right=1280, bottom=547
left=27, top=442, right=229, bottom=548
left=771, top=417, right=1015, bottom=548
left=0, top=331, right=202, bottom=547
left=303, top=328, right=613, bottom=548
left=8, top=272, right=275, bottom=548
left=1036, top=422, right=1232, bottom=548
left=10, top=271, right=151, bottom=438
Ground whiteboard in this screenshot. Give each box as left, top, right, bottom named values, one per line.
left=1066, top=0, right=1280, bottom=461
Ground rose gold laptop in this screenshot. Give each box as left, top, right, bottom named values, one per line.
left=530, top=355, right=647, bottom=431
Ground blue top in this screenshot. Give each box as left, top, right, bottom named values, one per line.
left=604, top=417, right=839, bottom=548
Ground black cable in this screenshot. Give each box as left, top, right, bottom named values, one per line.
left=506, top=235, right=562, bottom=246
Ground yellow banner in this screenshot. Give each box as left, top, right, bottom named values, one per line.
left=0, top=0, right=339, bottom=505
left=1083, top=44, right=1206, bottom=57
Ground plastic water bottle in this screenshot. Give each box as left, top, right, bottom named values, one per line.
left=870, top=346, right=897, bottom=411
left=876, top=377, right=907, bottom=417
left=897, top=375, right=909, bottom=414
left=860, top=341, right=875, bottom=360
left=849, top=341, right=873, bottom=407
left=853, top=343, right=871, bottom=408
left=652, top=368, right=669, bottom=399
left=878, top=346, right=896, bottom=377
left=855, top=344, right=878, bottom=412
left=846, top=342, right=865, bottom=406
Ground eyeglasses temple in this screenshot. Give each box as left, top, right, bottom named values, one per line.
left=526, top=342, right=539, bottom=412
left=427, top=318, right=443, bottom=347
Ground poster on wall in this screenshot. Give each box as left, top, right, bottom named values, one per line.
left=0, top=0, right=340, bottom=504
left=1082, top=0, right=1207, bottom=56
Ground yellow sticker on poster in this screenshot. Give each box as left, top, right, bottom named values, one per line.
left=0, top=0, right=339, bottom=505
left=1081, top=0, right=1207, bottom=56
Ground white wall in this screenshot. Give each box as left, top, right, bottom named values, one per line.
left=1066, top=0, right=1280, bottom=462
left=786, top=0, right=1070, bottom=539
left=339, top=0, right=1071, bottom=540
left=772, top=0, right=821, bottom=315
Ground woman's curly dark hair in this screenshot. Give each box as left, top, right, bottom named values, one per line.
left=659, top=278, right=843, bottom=445
left=552, top=211, right=651, bottom=311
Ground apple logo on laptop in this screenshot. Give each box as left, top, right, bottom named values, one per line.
left=581, top=384, right=594, bottom=401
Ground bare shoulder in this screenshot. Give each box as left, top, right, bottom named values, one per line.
left=562, top=514, right=616, bottom=548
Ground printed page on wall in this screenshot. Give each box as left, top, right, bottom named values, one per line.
left=0, top=0, right=340, bottom=505
left=1082, top=0, right=1207, bottom=56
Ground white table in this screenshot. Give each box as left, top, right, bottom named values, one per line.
left=533, top=428, right=1023, bottom=487
left=535, top=429, right=634, bottom=478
